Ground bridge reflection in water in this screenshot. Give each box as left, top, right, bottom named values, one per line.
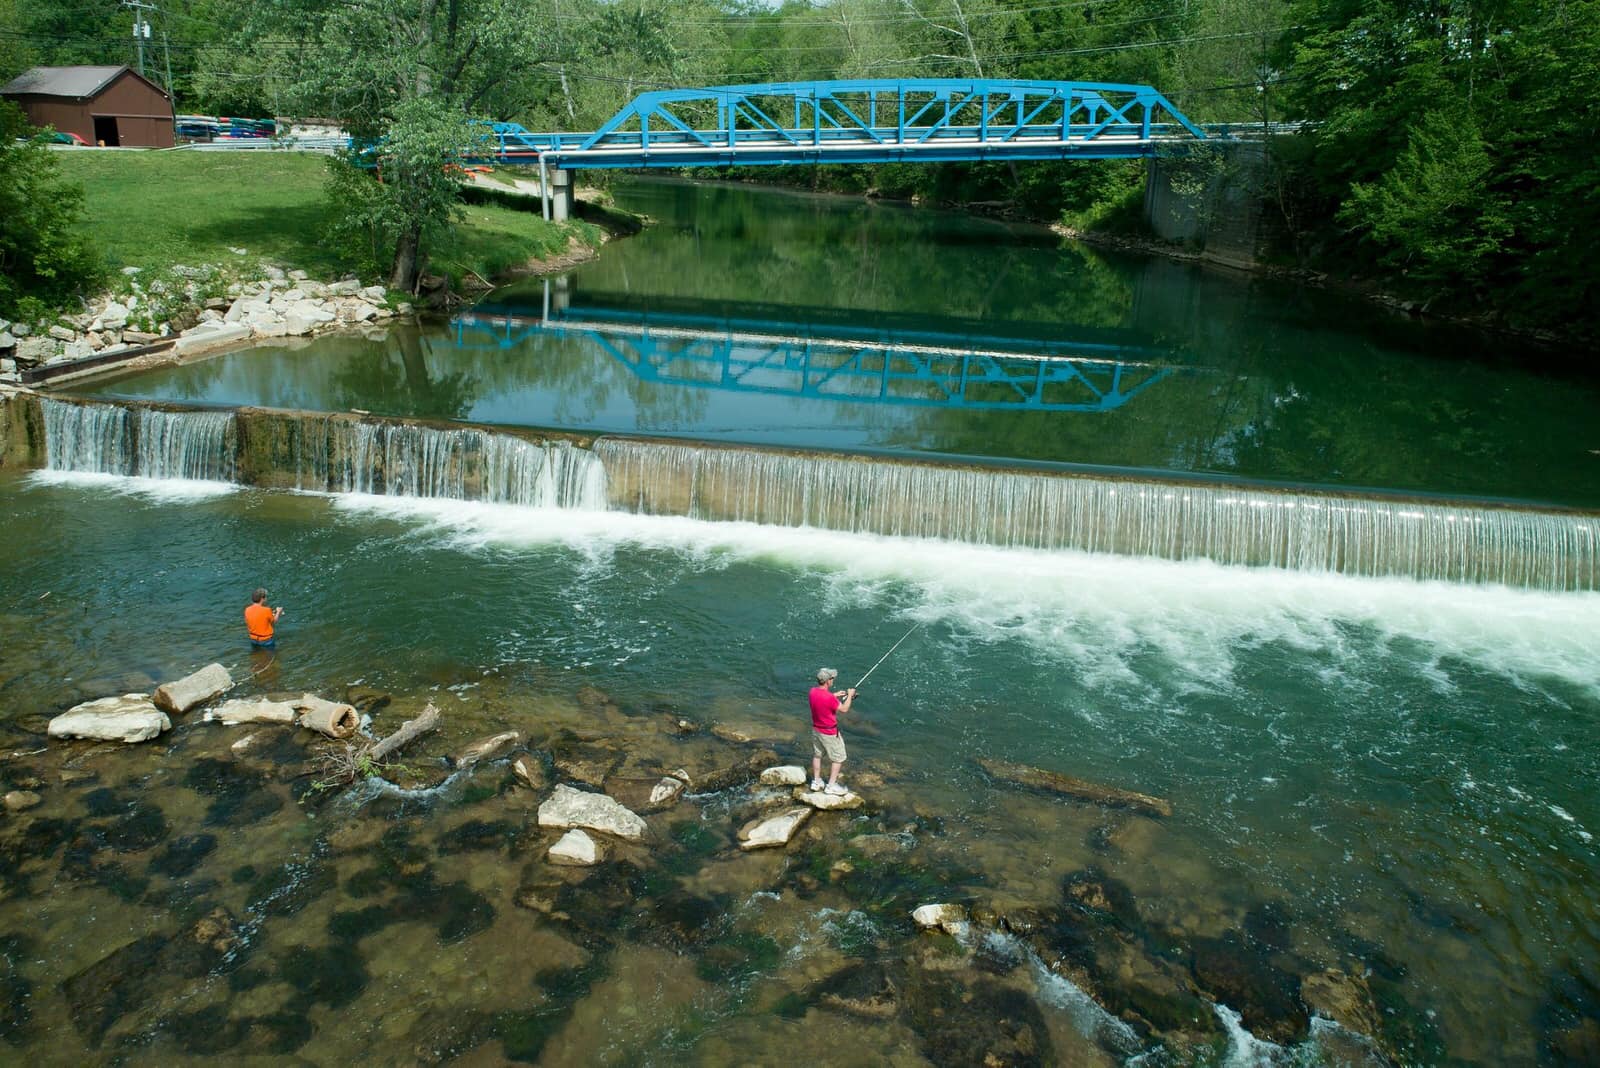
left=451, top=282, right=1176, bottom=414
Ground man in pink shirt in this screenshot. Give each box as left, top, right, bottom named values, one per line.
left=809, top=667, right=855, bottom=795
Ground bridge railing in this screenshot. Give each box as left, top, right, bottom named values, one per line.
left=473, top=79, right=1207, bottom=167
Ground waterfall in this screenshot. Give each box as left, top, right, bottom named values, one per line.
left=593, top=439, right=1600, bottom=591
left=313, top=420, right=607, bottom=508
left=43, top=399, right=234, bottom=482
left=36, top=399, right=1599, bottom=589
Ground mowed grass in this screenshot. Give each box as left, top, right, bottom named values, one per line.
left=59, top=150, right=588, bottom=285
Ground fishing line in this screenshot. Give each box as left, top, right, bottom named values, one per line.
left=852, top=620, right=924, bottom=691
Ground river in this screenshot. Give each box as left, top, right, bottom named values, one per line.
left=0, top=177, right=1596, bottom=1065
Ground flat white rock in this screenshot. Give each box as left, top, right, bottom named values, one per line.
left=48, top=694, right=171, bottom=743
left=153, top=663, right=234, bottom=714
left=793, top=786, right=864, bottom=810
left=205, top=697, right=297, bottom=725
left=759, top=765, right=808, bottom=786
left=738, top=806, right=812, bottom=850
left=912, top=903, right=969, bottom=935
left=548, top=829, right=603, bottom=866
left=537, top=783, right=649, bottom=842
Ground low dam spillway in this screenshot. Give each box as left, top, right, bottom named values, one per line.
left=21, top=395, right=1600, bottom=592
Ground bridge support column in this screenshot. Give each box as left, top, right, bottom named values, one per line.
left=548, top=168, right=575, bottom=222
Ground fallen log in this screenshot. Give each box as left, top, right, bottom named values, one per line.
left=976, top=757, right=1172, bottom=818
left=368, top=703, right=441, bottom=764
left=296, top=694, right=359, bottom=739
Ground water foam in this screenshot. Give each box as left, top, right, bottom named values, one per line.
left=325, top=493, right=1600, bottom=696
left=27, top=469, right=239, bottom=501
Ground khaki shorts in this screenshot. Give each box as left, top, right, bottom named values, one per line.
left=812, top=729, right=846, bottom=764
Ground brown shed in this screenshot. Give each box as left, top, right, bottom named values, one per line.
left=0, top=65, right=173, bottom=148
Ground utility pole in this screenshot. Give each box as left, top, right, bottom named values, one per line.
left=121, top=0, right=157, bottom=77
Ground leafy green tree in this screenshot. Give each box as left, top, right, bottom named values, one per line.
left=325, top=97, right=474, bottom=290
left=0, top=102, right=101, bottom=317
left=1342, top=106, right=1509, bottom=292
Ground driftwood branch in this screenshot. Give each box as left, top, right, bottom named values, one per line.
left=368, top=703, right=442, bottom=764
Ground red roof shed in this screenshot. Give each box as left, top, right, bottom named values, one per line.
left=0, top=65, right=174, bottom=148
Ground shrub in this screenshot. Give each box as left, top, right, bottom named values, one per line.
left=0, top=102, right=101, bottom=316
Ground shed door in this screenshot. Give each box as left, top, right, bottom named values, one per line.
left=93, top=115, right=120, bottom=146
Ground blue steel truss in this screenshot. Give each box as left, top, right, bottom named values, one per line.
left=451, top=293, right=1172, bottom=414
left=473, top=78, right=1206, bottom=169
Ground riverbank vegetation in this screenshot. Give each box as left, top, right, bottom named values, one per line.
left=3, top=0, right=1597, bottom=338
left=0, top=149, right=589, bottom=323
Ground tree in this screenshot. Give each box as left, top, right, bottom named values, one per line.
left=1342, top=105, right=1509, bottom=292
left=0, top=102, right=100, bottom=317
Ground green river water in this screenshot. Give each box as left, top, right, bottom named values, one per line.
left=1, top=178, right=1597, bottom=1065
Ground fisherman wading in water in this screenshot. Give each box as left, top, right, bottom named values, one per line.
left=244, top=588, right=285, bottom=649
left=809, top=668, right=854, bottom=796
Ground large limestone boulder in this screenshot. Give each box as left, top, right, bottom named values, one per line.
left=537, top=784, right=649, bottom=842
left=759, top=765, right=808, bottom=786
left=793, top=786, right=864, bottom=810
left=153, top=663, right=234, bottom=714
left=548, top=829, right=603, bottom=866
left=738, top=806, right=811, bottom=850
left=204, top=697, right=297, bottom=725
left=48, top=694, right=170, bottom=743
left=912, top=903, right=969, bottom=935
left=172, top=323, right=251, bottom=357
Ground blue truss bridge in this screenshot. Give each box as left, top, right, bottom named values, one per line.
left=472, top=78, right=1208, bottom=171
left=451, top=289, right=1178, bottom=414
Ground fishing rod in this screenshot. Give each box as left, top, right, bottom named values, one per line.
left=851, top=620, right=923, bottom=692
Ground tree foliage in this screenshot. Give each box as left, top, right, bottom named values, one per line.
left=1, top=0, right=1596, bottom=334
left=0, top=102, right=101, bottom=317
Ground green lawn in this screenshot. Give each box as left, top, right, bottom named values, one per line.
left=59, top=150, right=590, bottom=287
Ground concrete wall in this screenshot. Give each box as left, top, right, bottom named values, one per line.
left=0, top=392, right=42, bottom=470
left=1144, top=142, right=1270, bottom=268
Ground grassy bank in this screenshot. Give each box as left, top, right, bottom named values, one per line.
left=58, top=150, right=593, bottom=288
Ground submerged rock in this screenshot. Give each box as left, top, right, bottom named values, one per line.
left=911, top=902, right=968, bottom=935
left=759, top=765, right=808, bottom=786
left=551, top=740, right=624, bottom=787
left=205, top=697, right=297, bottom=726
left=977, top=756, right=1172, bottom=818
left=695, top=748, right=781, bottom=793
left=512, top=753, right=549, bottom=792
left=451, top=731, right=519, bottom=770
left=3, top=790, right=41, bottom=812
left=548, top=829, right=603, bottom=866
left=48, top=694, right=170, bottom=743
left=603, top=774, right=684, bottom=813
left=738, top=806, right=811, bottom=850
left=537, top=784, right=649, bottom=842
left=153, top=664, right=234, bottom=715
left=906, top=967, right=1054, bottom=1067
left=1300, top=967, right=1383, bottom=1040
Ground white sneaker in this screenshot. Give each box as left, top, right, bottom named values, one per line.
left=824, top=782, right=849, bottom=796
left=809, top=778, right=825, bottom=791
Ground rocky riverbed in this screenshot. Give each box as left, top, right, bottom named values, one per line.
left=0, top=666, right=1416, bottom=1064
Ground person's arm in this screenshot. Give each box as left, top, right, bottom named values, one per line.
left=273, top=606, right=285, bottom=620
left=839, top=688, right=856, bottom=713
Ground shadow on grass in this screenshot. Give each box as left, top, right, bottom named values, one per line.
left=182, top=201, right=352, bottom=278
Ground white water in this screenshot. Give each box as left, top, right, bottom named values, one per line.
left=328, top=492, right=1600, bottom=697
left=43, top=399, right=235, bottom=483
left=596, top=438, right=1600, bottom=591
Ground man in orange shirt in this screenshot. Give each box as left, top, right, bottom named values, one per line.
left=244, top=588, right=285, bottom=649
